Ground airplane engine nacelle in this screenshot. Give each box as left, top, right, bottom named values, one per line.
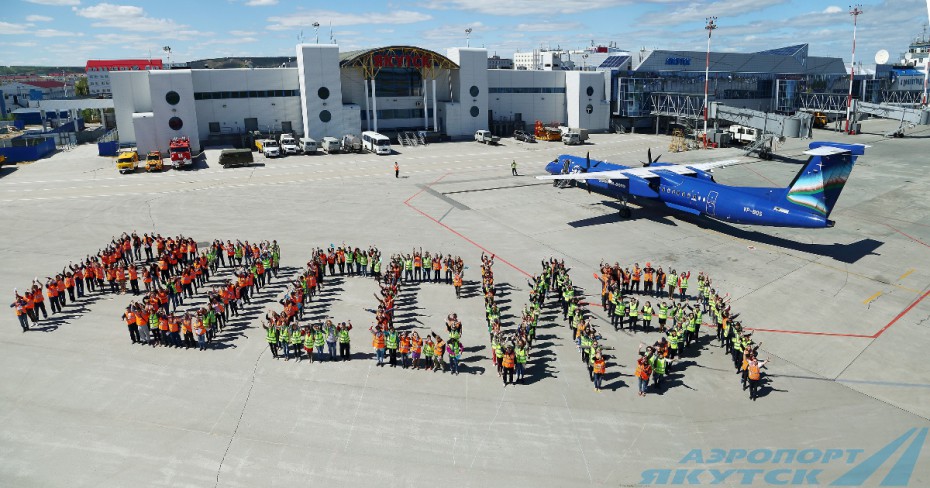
left=689, top=168, right=715, bottom=182
left=627, top=175, right=660, bottom=198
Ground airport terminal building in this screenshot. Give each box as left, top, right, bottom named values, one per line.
left=111, top=44, right=610, bottom=154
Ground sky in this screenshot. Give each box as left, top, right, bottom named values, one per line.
left=2, top=0, right=929, bottom=67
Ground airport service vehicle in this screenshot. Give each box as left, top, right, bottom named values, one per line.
left=727, top=125, right=760, bottom=144
left=513, top=130, right=535, bottom=142
left=534, top=121, right=562, bottom=141
left=256, top=139, right=280, bottom=158
left=145, top=151, right=163, bottom=172
left=116, top=149, right=139, bottom=174
left=169, top=136, right=193, bottom=169
left=562, top=132, right=583, bottom=145
left=474, top=130, right=500, bottom=144
left=300, top=137, right=318, bottom=154
left=362, top=131, right=392, bottom=155
left=537, top=142, right=867, bottom=228
left=279, top=134, right=299, bottom=155
left=342, top=134, right=363, bottom=153
left=321, top=137, right=341, bottom=154
left=218, top=148, right=254, bottom=168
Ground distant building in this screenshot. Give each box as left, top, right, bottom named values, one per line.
left=513, top=50, right=566, bottom=71
left=85, top=59, right=164, bottom=96
left=488, top=55, right=513, bottom=70
left=0, top=80, right=69, bottom=110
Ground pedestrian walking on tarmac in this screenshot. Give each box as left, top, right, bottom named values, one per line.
left=511, top=159, right=518, bottom=176
left=394, top=162, right=399, bottom=178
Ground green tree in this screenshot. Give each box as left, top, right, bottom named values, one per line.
left=75, top=76, right=89, bottom=96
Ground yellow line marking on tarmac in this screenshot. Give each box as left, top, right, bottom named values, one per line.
left=864, top=291, right=882, bottom=304
left=899, top=268, right=916, bottom=281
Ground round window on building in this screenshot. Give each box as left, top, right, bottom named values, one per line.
left=586, top=86, right=594, bottom=97
left=585, top=104, right=593, bottom=114
left=469, top=106, right=479, bottom=117
left=318, top=87, right=330, bottom=100
left=320, top=110, right=332, bottom=123
left=168, top=117, right=183, bottom=130
left=165, top=91, right=180, bottom=105
left=469, top=85, right=480, bottom=97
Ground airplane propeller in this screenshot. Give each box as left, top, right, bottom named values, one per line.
left=642, top=148, right=662, bottom=167
left=582, top=152, right=601, bottom=172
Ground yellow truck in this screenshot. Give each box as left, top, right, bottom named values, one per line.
left=145, top=151, right=163, bottom=172
left=116, top=149, right=139, bottom=174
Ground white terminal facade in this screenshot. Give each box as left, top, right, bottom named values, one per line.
left=111, top=44, right=610, bottom=154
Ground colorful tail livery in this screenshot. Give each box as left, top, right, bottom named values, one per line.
left=784, top=142, right=864, bottom=218
left=537, top=141, right=868, bottom=229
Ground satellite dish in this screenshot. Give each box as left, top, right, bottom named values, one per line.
left=905, top=52, right=914, bottom=61
left=875, top=49, right=890, bottom=65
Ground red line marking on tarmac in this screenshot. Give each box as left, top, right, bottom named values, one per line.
left=872, top=287, right=930, bottom=338
left=744, top=165, right=778, bottom=186
left=405, top=177, right=929, bottom=339
left=883, top=223, right=930, bottom=249
left=403, top=172, right=533, bottom=278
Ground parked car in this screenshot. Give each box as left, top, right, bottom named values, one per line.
left=144, top=151, right=163, bottom=172
left=218, top=148, right=254, bottom=168
left=474, top=130, right=500, bottom=145
left=299, top=137, right=318, bottom=154
left=513, top=130, right=535, bottom=143
left=116, top=149, right=139, bottom=174
left=279, top=134, right=299, bottom=155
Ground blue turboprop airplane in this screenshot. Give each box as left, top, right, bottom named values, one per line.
left=536, top=141, right=867, bottom=228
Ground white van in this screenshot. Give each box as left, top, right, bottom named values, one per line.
left=321, top=137, right=341, bottom=154
left=362, top=131, right=392, bottom=155
left=299, top=137, right=317, bottom=154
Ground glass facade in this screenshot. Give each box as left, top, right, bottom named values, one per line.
left=488, top=87, right=566, bottom=94
left=194, top=90, right=299, bottom=100
left=373, top=68, right=423, bottom=97
left=365, top=108, right=434, bottom=120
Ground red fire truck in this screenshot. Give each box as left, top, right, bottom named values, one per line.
left=169, top=136, right=192, bottom=169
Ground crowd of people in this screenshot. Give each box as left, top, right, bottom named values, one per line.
left=596, top=261, right=770, bottom=400
left=484, top=253, right=532, bottom=386
left=121, top=239, right=280, bottom=350
left=260, top=245, right=468, bottom=372
left=367, top=251, right=466, bottom=372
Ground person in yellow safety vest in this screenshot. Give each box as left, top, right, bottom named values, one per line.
left=515, top=340, right=528, bottom=383
left=641, top=301, right=653, bottom=331
left=403, top=255, right=414, bottom=282
left=667, top=270, right=677, bottom=299
left=747, top=356, right=769, bottom=401
left=289, top=324, right=304, bottom=361
left=627, top=298, right=639, bottom=331
left=657, top=302, right=668, bottom=332
left=337, top=321, right=352, bottom=361
left=263, top=319, right=279, bottom=358
left=678, top=271, right=691, bottom=300
left=612, top=296, right=625, bottom=331
left=666, top=326, right=681, bottom=360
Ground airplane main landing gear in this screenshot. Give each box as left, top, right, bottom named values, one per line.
left=617, top=197, right=632, bottom=218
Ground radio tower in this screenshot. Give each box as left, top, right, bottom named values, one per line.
left=845, top=5, right=863, bottom=134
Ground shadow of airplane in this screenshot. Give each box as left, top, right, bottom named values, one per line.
left=567, top=199, right=883, bottom=264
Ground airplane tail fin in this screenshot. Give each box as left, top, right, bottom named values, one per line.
left=782, top=142, right=866, bottom=218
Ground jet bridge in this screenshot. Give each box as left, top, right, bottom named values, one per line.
left=851, top=100, right=930, bottom=137
left=709, top=102, right=812, bottom=138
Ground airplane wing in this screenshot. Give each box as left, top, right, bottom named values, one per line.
left=536, top=159, right=743, bottom=181
left=535, top=170, right=632, bottom=181
left=654, top=159, right=744, bottom=175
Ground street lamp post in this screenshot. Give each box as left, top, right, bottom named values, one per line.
left=845, top=5, right=863, bottom=134
left=465, top=28, right=472, bottom=48
left=312, top=22, right=320, bottom=44
left=703, top=17, right=717, bottom=148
